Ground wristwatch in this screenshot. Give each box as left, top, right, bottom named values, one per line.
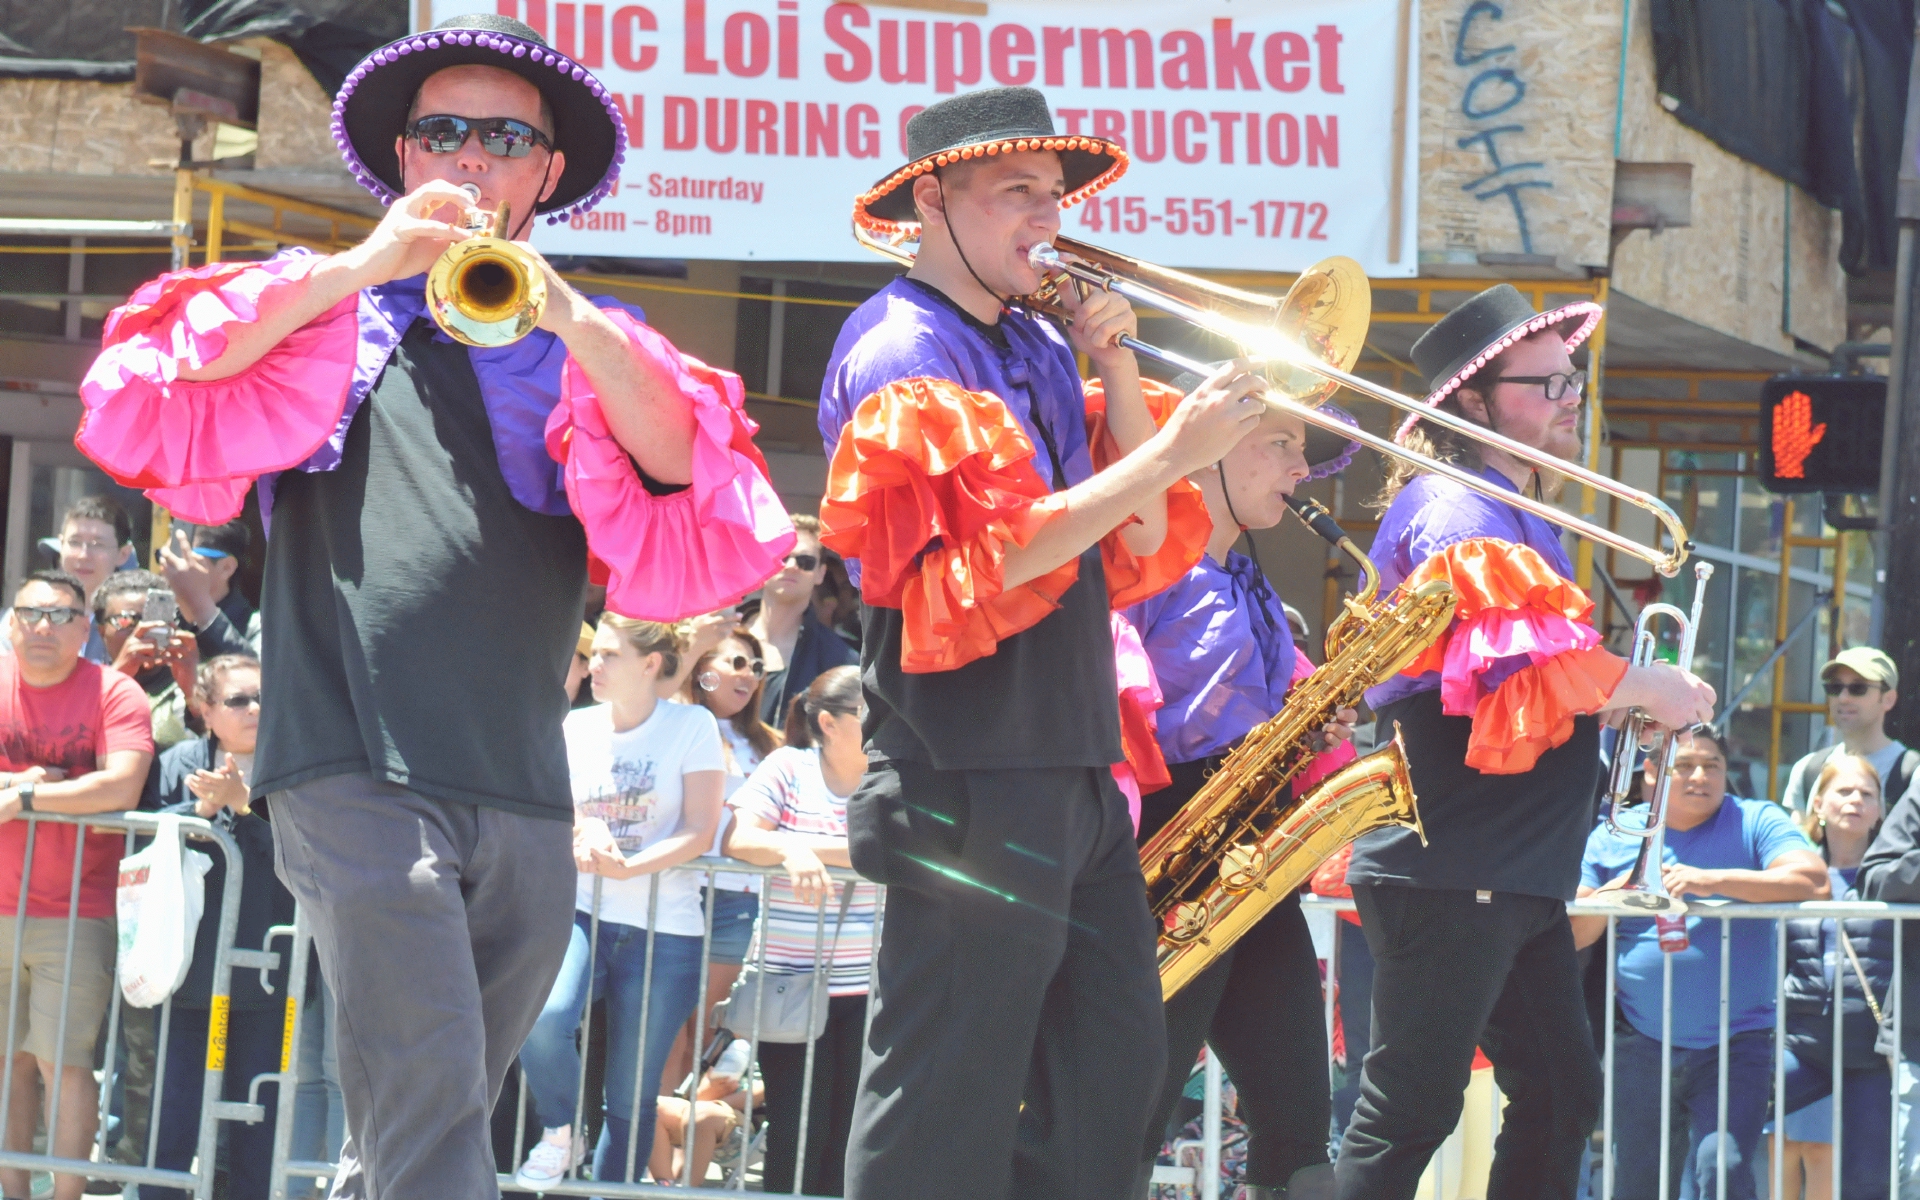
left=16, top=782, right=33, bottom=813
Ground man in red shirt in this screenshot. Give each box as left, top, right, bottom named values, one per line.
left=0, top=569, right=152, bottom=1200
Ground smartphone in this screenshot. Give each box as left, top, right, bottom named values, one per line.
left=141, top=589, right=176, bottom=643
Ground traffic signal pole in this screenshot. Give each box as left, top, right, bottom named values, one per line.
left=1873, top=36, right=1920, bottom=745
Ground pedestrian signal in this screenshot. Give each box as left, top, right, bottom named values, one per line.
left=1756, top=375, right=1885, bottom=494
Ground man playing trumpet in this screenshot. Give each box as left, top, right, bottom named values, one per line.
left=75, top=15, right=793, bottom=1196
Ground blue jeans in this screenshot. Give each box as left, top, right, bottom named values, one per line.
left=517, top=911, right=704, bottom=1183
left=140, top=1006, right=281, bottom=1200
left=1779, top=1022, right=1891, bottom=1199
left=1611, top=1026, right=1773, bottom=1200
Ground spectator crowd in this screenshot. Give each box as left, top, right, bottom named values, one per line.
left=13, top=492, right=1920, bottom=1199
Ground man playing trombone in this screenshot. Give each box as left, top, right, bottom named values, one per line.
left=73, top=15, right=794, bottom=1195
left=816, top=85, right=1264, bottom=1198
left=1335, top=285, right=1716, bottom=1200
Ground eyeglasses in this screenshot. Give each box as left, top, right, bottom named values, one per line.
left=782, top=553, right=820, bottom=572
left=15, top=606, right=85, bottom=628
left=218, top=693, right=262, bottom=711
left=59, top=537, right=117, bottom=556
left=406, top=115, right=553, bottom=158
left=1485, top=370, right=1588, bottom=401
left=1825, top=681, right=1882, bottom=697
left=714, top=654, right=766, bottom=678
left=101, top=612, right=140, bottom=631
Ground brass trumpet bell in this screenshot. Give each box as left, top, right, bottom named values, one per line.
left=425, top=200, right=547, bottom=348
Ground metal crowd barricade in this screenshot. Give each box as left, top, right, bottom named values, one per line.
left=0, top=810, right=252, bottom=1200
left=266, top=856, right=882, bottom=1200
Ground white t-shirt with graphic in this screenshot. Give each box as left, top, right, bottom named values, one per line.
left=565, top=700, right=725, bottom=935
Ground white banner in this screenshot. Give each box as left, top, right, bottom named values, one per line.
left=427, top=0, right=1418, bottom=274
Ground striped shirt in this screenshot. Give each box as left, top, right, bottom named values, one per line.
left=728, top=746, right=877, bottom=996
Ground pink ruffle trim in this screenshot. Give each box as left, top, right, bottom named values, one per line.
left=76, top=255, right=356, bottom=514
left=1438, top=609, right=1601, bottom=717
left=1289, top=649, right=1358, bottom=794
left=546, top=309, right=795, bottom=622
left=1110, top=611, right=1167, bottom=833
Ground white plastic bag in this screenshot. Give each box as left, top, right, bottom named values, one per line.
left=116, top=815, right=213, bottom=1008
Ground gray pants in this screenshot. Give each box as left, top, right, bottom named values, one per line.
left=269, top=774, right=574, bottom=1200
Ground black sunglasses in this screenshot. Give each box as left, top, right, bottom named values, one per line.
left=15, top=605, right=85, bottom=628
left=405, top=115, right=553, bottom=158
left=1825, top=681, right=1883, bottom=697
left=714, top=654, right=766, bottom=678
left=1485, top=369, right=1588, bottom=401
left=219, top=693, right=262, bottom=711
left=783, top=552, right=820, bottom=572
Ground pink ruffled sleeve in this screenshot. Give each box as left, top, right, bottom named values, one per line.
left=545, top=308, right=795, bottom=622
left=1400, top=538, right=1628, bottom=773
left=1110, top=611, right=1169, bottom=833
left=76, top=252, right=358, bottom=523
left=1289, top=649, right=1358, bottom=794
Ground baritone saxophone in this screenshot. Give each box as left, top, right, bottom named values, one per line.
left=1142, top=496, right=1457, bottom=999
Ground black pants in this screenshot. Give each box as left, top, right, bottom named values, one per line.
left=1335, top=884, right=1601, bottom=1200
left=760, top=994, right=868, bottom=1197
left=1134, top=757, right=1330, bottom=1187
left=844, top=760, right=1165, bottom=1200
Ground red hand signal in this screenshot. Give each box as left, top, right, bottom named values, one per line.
left=1772, top=390, right=1826, bottom=479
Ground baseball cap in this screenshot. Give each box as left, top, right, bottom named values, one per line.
left=1820, top=646, right=1898, bottom=690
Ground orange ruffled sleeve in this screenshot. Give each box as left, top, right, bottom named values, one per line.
left=1399, top=538, right=1628, bottom=774
left=1084, top=377, right=1212, bottom=608
left=819, top=378, right=1077, bottom=674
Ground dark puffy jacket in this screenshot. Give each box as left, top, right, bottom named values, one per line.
left=1783, top=866, right=1896, bottom=1067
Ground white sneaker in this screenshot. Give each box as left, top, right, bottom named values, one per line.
left=514, top=1126, right=583, bottom=1191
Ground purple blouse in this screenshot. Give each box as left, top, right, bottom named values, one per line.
left=1125, top=550, right=1297, bottom=764
left=1364, top=465, right=1580, bottom=712
left=817, top=277, right=1093, bottom=584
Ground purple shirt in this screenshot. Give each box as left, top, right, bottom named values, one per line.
left=1364, top=466, right=1580, bottom=712
left=1125, top=551, right=1296, bottom=764
left=817, top=277, right=1093, bottom=585
left=258, top=253, right=643, bottom=526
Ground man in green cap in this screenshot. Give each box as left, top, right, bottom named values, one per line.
left=1781, top=646, right=1914, bottom=815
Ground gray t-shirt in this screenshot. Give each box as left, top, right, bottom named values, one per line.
left=1781, top=737, right=1911, bottom=814
left=253, top=321, right=588, bottom=819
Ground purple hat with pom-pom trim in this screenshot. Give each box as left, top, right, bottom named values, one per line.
left=333, top=13, right=625, bottom=222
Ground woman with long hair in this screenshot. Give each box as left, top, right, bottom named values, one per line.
left=723, top=665, right=877, bottom=1196
left=658, top=629, right=783, bottom=1097
left=1774, top=753, right=1894, bottom=1199
left=513, top=616, right=725, bottom=1190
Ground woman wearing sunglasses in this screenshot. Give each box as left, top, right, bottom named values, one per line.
left=657, top=628, right=783, bottom=1105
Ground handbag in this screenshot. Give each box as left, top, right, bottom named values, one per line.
left=115, top=815, right=214, bottom=1008
left=1835, top=923, right=1899, bottom=1065
left=719, top=883, right=854, bottom=1044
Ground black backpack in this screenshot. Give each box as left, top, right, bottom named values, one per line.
left=1795, top=743, right=1920, bottom=810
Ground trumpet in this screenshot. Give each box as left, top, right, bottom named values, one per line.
left=850, top=222, right=1690, bottom=575
left=425, top=183, right=547, bottom=347
left=1584, top=560, right=1715, bottom=914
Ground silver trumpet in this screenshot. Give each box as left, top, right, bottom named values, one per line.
left=1586, top=560, right=1714, bottom=914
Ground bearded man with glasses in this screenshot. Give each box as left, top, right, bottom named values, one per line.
left=1781, top=646, right=1914, bottom=817
left=751, top=513, right=859, bottom=726
left=74, top=14, right=796, bottom=1198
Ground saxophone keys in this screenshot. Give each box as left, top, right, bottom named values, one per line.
left=1216, top=842, right=1271, bottom=895
left=1161, top=899, right=1212, bottom=945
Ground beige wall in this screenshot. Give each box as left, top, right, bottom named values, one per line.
left=1416, top=0, right=1621, bottom=271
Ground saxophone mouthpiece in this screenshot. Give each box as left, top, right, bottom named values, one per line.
left=1285, top=494, right=1347, bottom=547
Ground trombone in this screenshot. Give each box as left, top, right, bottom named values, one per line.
left=853, top=224, right=1693, bottom=578
left=1584, top=560, right=1715, bottom=915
